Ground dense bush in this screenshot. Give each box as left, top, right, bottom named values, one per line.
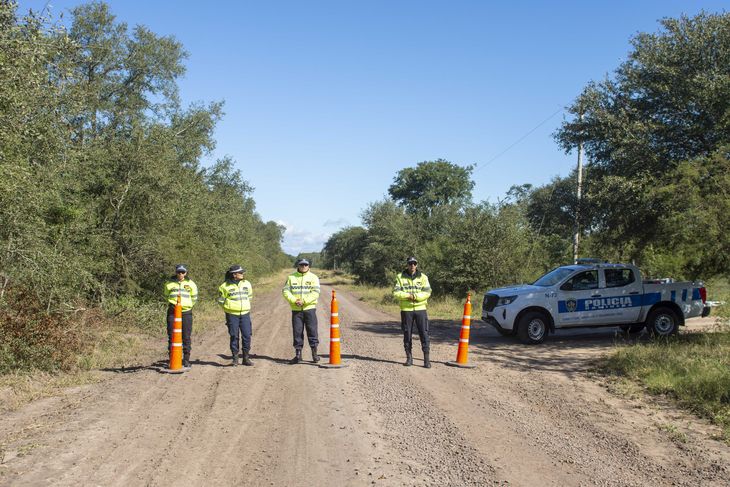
left=0, top=2, right=289, bottom=373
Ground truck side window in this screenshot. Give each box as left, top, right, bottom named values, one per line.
left=605, top=269, right=635, bottom=288
left=560, top=270, right=599, bottom=291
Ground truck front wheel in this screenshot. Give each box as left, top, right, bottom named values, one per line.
left=517, top=311, right=548, bottom=345
left=646, top=307, right=679, bottom=338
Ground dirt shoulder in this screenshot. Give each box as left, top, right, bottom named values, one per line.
left=0, top=284, right=728, bottom=486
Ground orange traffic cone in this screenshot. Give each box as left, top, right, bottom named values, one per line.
left=320, top=290, right=348, bottom=368
left=447, top=293, right=477, bottom=369
left=163, top=295, right=186, bottom=373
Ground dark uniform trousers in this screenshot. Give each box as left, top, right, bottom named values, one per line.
left=401, top=310, right=430, bottom=352
left=291, top=309, right=319, bottom=350
left=167, top=306, right=193, bottom=359
left=226, top=312, right=252, bottom=355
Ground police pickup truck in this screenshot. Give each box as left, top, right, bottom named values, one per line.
left=481, top=261, right=708, bottom=344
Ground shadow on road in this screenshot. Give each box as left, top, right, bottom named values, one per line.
left=101, top=362, right=163, bottom=373
left=340, top=353, right=402, bottom=366
left=249, top=353, right=298, bottom=365
left=350, top=318, right=655, bottom=376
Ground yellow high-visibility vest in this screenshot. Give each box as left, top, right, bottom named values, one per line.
left=163, top=277, right=198, bottom=311
left=282, top=271, right=320, bottom=311
left=393, top=271, right=431, bottom=311
left=217, top=279, right=253, bottom=315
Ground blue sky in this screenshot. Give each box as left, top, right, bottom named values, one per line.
left=20, top=0, right=729, bottom=254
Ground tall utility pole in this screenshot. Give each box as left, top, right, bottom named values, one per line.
left=572, top=113, right=584, bottom=265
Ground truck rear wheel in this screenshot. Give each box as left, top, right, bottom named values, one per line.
left=646, top=307, right=679, bottom=338
left=517, top=311, right=548, bottom=345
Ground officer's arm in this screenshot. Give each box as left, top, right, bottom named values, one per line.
left=248, top=282, right=253, bottom=302
left=217, top=284, right=227, bottom=306
left=191, top=282, right=199, bottom=306
left=392, top=276, right=410, bottom=300
left=415, top=276, right=432, bottom=302
left=282, top=278, right=297, bottom=304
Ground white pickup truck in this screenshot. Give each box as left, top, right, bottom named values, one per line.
left=481, top=262, right=709, bottom=344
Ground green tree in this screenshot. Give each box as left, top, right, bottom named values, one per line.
left=0, top=1, right=288, bottom=309
left=322, top=226, right=368, bottom=272
left=357, top=200, right=413, bottom=286
left=553, top=11, right=730, bottom=275
left=388, top=159, right=474, bottom=216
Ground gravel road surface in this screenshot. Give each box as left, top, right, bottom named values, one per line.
left=0, top=281, right=728, bottom=486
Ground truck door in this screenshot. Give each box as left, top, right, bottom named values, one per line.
left=556, top=270, right=601, bottom=327
left=598, top=267, right=642, bottom=323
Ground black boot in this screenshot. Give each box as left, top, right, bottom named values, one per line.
left=289, top=349, right=302, bottom=364
left=183, top=354, right=191, bottom=368
left=311, top=346, right=320, bottom=363
left=423, top=351, right=431, bottom=369
left=404, top=351, right=413, bottom=366
left=231, top=352, right=238, bottom=366
left=242, top=350, right=253, bottom=366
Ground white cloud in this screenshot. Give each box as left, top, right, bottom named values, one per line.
left=277, top=220, right=330, bottom=255
left=323, top=218, right=351, bottom=229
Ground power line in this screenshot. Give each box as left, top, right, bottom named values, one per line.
left=473, top=107, right=564, bottom=173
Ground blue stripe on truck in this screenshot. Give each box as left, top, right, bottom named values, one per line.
left=558, top=292, right=662, bottom=313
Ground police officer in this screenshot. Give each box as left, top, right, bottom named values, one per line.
left=218, top=264, right=254, bottom=366
left=393, top=256, right=432, bottom=368
left=163, top=264, right=198, bottom=368
left=282, top=258, right=321, bottom=364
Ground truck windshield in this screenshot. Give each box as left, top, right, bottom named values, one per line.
left=532, top=267, right=576, bottom=287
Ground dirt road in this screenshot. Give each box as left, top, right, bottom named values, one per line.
left=1, top=282, right=728, bottom=486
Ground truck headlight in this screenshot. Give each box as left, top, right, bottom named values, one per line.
left=497, top=295, right=517, bottom=306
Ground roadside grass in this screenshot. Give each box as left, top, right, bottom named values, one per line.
left=602, top=328, right=730, bottom=443
left=602, top=278, right=730, bottom=443
left=0, top=270, right=287, bottom=412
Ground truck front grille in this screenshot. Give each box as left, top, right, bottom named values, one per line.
left=483, top=293, right=498, bottom=312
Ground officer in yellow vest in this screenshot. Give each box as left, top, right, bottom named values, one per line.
left=218, top=265, right=254, bottom=366
left=282, top=258, right=320, bottom=364
left=163, top=264, right=198, bottom=368
left=393, top=256, right=432, bottom=368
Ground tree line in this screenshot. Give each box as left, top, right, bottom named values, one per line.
left=0, top=1, right=290, bottom=313
left=322, top=11, right=730, bottom=294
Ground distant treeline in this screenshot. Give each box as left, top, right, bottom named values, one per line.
left=322, top=12, right=730, bottom=294
left=0, top=1, right=290, bottom=311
